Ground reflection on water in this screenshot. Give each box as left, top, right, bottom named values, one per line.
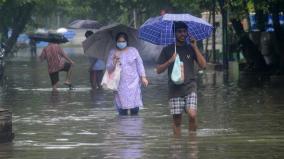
left=170, top=133, right=198, bottom=159
left=0, top=52, right=283, bottom=159
left=104, top=116, right=144, bottom=159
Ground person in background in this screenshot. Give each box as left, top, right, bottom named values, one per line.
left=29, top=39, right=37, bottom=56
left=40, top=42, right=74, bottom=91
left=85, top=30, right=106, bottom=89
left=106, top=32, right=148, bottom=115
left=156, top=21, right=206, bottom=136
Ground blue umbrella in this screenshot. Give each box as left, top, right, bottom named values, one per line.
left=138, top=13, right=213, bottom=45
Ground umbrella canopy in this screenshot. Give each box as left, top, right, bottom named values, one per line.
left=29, top=33, right=69, bottom=43
left=68, top=19, right=103, bottom=29
left=56, top=28, right=68, bottom=33
left=35, top=28, right=48, bottom=33
left=56, top=28, right=76, bottom=40
left=138, top=13, right=213, bottom=45
left=82, top=24, right=143, bottom=60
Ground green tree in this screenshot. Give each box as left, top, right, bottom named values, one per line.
left=0, top=0, right=73, bottom=54
left=0, top=0, right=35, bottom=54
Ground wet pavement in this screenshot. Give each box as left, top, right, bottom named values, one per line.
left=0, top=48, right=283, bottom=159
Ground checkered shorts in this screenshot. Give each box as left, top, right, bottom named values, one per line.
left=169, top=92, right=197, bottom=115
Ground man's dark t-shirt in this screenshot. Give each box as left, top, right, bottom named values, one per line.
left=157, top=44, right=197, bottom=99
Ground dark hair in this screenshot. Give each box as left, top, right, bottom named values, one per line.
left=85, top=30, right=94, bottom=38
left=173, top=21, right=188, bottom=32
left=115, top=32, right=128, bottom=43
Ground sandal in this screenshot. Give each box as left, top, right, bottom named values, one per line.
left=64, top=82, right=73, bottom=90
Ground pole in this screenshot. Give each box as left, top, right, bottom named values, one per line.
left=220, top=0, right=228, bottom=69
left=57, top=13, right=60, bottom=28
left=212, top=0, right=216, bottom=63
left=133, top=9, right=137, bottom=28
left=205, top=11, right=211, bottom=61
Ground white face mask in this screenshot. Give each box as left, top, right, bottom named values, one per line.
left=116, top=42, right=127, bottom=49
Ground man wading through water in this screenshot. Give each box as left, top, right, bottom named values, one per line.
left=40, top=42, right=75, bottom=91
left=156, top=21, right=206, bottom=137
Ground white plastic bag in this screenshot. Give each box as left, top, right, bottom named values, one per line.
left=101, top=64, right=121, bottom=91
left=171, top=54, right=184, bottom=85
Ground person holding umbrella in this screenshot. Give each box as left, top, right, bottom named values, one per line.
left=40, top=42, right=75, bottom=91
left=106, top=32, right=149, bottom=115
left=156, top=21, right=206, bottom=136
left=139, top=13, right=212, bottom=136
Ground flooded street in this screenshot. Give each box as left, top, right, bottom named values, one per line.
left=0, top=49, right=283, bottom=159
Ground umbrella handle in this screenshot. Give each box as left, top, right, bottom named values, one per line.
left=173, top=22, right=177, bottom=54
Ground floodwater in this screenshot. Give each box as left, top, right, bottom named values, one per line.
left=0, top=48, right=283, bottom=159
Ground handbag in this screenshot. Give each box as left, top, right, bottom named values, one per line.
left=171, top=54, right=184, bottom=85
left=101, top=64, right=121, bottom=91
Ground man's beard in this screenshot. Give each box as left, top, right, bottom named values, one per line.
left=176, top=37, right=186, bottom=43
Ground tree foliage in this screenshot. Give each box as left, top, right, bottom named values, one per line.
left=0, top=0, right=71, bottom=53
left=1, top=0, right=284, bottom=56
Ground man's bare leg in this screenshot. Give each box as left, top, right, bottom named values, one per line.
left=187, top=108, right=197, bottom=132
left=52, top=82, right=58, bottom=91
left=173, top=114, right=182, bottom=137
left=92, top=71, right=98, bottom=89
left=96, top=70, right=103, bottom=89
left=188, top=131, right=198, bottom=159
left=89, top=71, right=95, bottom=89
left=64, top=69, right=72, bottom=84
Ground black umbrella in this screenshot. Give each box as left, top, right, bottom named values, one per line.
left=67, top=19, right=103, bottom=29
left=29, top=33, right=69, bottom=43
left=82, top=24, right=143, bottom=60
